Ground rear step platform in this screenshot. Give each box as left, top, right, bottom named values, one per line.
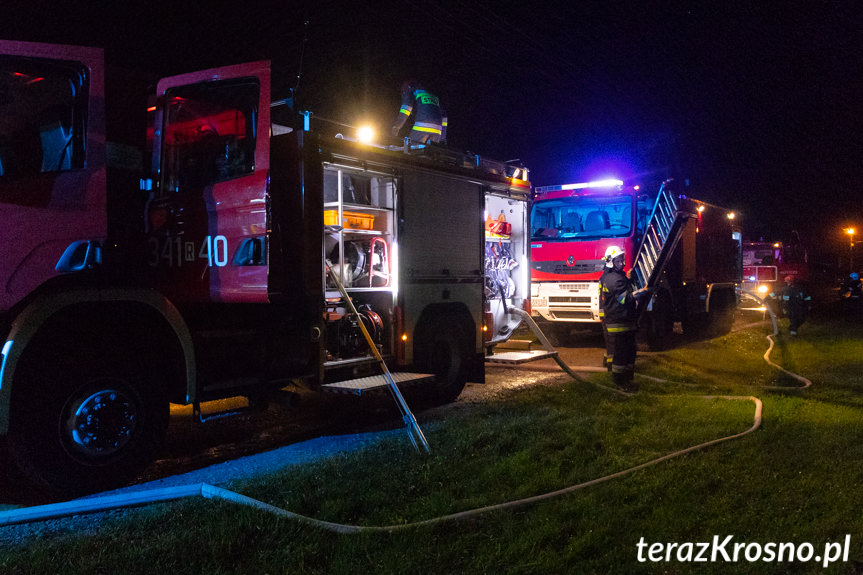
left=486, top=350, right=558, bottom=365
left=321, top=372, right=436, bottom=396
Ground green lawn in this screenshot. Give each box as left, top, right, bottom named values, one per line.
left=3, top=307, right=863, bottom=574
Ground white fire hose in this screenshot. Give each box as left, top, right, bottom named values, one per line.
left=1, top=292, right=808, bottom=532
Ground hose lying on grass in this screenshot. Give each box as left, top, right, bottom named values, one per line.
left=0, top=295, right=803, bottom=532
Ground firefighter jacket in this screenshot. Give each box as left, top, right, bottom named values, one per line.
left=598, top=267, right=613, bottom=320
left=600, top=267, right=638, bottom=331
left=779, top=283, right=812, bottom=317
left=841, top=277, right=862, bottom=300
left=393, top=85, right=447, bottom=141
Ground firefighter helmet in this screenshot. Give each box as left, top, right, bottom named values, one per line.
left=784, top=275, right=794, bottom=283
left=604, top=245, right=624, bottom=267
left=851, top=272, right=859, bottom=281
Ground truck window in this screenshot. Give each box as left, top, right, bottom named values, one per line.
left=530, top=196, right=634, bottom=240
left=0, top=55, right=88, bottom=177
left=161, top=78, right=258, bottom=193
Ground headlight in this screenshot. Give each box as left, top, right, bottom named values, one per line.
left=757, top=284, right=769, bottom=294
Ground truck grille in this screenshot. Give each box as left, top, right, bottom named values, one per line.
left=551, top=310, right=594, bottom=320
left=559, top=283, right=593, bottom=291
left=532, top=261, right=604, bottom=275
left=549, top=296, right=592, bottom=303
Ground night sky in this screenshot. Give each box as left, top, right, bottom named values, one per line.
left=4, top=1, right=861, bottom=261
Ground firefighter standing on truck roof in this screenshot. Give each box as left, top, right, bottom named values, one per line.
left=392, top=81, right=447, bottom=144
left=599, top=246, right=649, bottom=393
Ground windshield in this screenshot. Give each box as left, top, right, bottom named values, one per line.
left=161, top=78, right=259, bottom=193
left=531, top=196, right=633, bottom=240
left=0, top=55, right=88, bottom=177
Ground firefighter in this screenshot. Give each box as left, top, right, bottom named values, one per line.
left=599, top=246, right=649, bottom=392
left=598, top=246, right=616, bottom=371
left=778, top=275, right=811, bottom=335
left=840, top=272, right=862, bottom=306
left=392, top=81, right=447, bottom=144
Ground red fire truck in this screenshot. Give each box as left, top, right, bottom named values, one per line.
left=742, top=238, right=810, bottom=299
left=0, top=40, right=531, bottom=494
left=530, top=178, right=742, bottom=349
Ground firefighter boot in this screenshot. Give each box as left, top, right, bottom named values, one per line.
left=625, top=369, right=638, bottom=393
left=603, top=355, right=612, bottom=372
left=613, top=368, right=637, bottom=393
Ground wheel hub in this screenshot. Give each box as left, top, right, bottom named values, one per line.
left=63, top=388, right=137, bottom=459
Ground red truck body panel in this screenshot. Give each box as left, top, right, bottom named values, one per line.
left=0, top=40, right=106, bottom=312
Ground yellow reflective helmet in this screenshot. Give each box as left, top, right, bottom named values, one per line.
left=604, top=245, right=624, bottom=267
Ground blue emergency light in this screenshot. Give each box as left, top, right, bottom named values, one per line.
left=535, top=178, right=623, bottom=193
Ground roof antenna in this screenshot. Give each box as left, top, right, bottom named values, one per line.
left=293, top=19, right=309, bottom=98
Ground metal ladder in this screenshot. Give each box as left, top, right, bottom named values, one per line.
left=631, top=181, right=697, bottom=292
left=322, top=261, right=430, bottom=454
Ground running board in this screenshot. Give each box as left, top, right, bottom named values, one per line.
left=321, top=372, right=436, bottom=396
left=486, top=350, right=559, bottom=365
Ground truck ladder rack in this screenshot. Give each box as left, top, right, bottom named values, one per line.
left=631, top=181, right=698, bottom=294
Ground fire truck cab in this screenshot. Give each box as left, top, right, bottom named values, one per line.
left=529, top=179, right=650, bottom=325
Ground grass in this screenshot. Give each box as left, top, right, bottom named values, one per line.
left=3, top=305, right=863, bottom=574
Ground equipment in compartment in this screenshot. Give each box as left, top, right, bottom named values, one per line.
left=485, top=211, right=512, bottom=238
left=325, top=302, right=385, bottom=360
left=326, top=236, right=390, bottom=288
left=324, top=210, right=375, bottom=230
left=485, top=211, right=518, bottom=300
left=369, top=237, right=390, bottom=287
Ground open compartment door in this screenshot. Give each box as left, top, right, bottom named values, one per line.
left=484, top=191, right=529, bottom=344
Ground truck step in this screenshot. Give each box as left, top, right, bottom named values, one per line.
left=493, top=339, right=534, bottom=351
left=485, top=350, right=559, bottom=365
left=321, top=372, right=436, bottom=396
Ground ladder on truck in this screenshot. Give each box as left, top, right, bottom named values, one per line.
left=319, top=261, right=431, bottom=454
left=630, top=180, right=698, bottom=293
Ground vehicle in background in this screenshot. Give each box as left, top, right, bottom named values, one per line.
left=742, top=235, right=809, bottom=300
left=530, top=178, right=741, bottom=349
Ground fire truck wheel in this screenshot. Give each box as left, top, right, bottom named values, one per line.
left=7, top=349, right=169, bottom=497
left=413, top=326, right=469, bottom=406
left=644, top=291, right=674, bottom=351
left=707, top=292, right=736, bottom=337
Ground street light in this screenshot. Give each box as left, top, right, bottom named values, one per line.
left=846, top=228, right=855, bottom=271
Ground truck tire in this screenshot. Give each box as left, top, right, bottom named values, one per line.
left=706, top=291, right=736, bottom=337
left=644, top=291, right=674, bottom=351
left=413, top=323, right=470, bottom=406
left=7, top=344, right=169, bottom=497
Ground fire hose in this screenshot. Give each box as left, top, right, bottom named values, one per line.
left=1, top=292, right=806, bottom=532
